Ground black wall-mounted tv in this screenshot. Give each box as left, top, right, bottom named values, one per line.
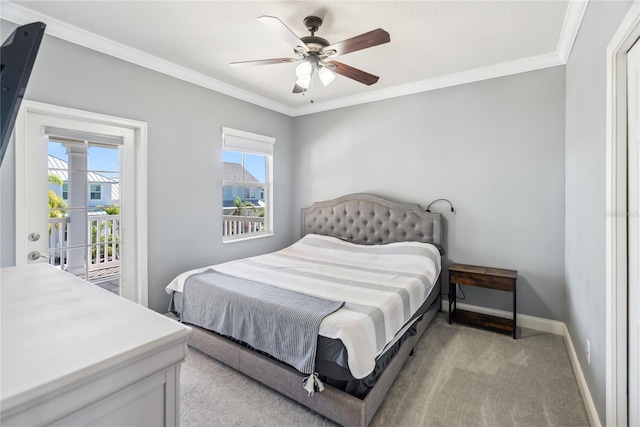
left=0, top=22, right=46, bottom=166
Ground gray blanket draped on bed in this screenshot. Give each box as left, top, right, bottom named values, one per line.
left=182, top=269, right=344, bottom=378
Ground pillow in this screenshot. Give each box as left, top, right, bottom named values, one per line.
left=430, top=243, right=446, bottom=256
left=331, top=234, right=446, bottom=256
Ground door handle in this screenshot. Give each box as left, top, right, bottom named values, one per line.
left=28, top=251, right=49, bottom=261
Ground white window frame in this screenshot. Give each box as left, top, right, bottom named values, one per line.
left=90, top=183, right=102, bottom=200
left=222, top=127, right=274, bottom=243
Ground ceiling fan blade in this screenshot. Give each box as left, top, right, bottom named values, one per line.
left=293, top=83, right=305, bottom=93
left=258, top=16, right=309, bottom=53
left=322, top=29, right=390, bottom=57
left=230, top=57, right=301, bottom=67
left=326, top=61, right=379, bottom=86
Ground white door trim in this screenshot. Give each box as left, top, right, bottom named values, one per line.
left=14, top=101, right=148, bottom=307
left=606, top=2, right=640, bottom=425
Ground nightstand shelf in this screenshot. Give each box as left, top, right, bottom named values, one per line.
left=447, top=263, right=518, bottom=339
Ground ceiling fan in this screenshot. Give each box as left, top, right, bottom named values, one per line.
left=231, top=15, right=390, bottom=94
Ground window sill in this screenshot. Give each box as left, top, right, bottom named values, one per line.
left=223, top=233, right=274, bottom=244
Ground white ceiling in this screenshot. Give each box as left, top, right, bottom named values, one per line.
left=1, top=1, right=587, bottom=116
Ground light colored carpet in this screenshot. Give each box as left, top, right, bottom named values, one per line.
left=180, top=314, right=590, bottom=426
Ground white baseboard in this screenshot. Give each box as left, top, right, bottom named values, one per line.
left=441, top=299, right=599, bottom=426
left=440, top=298, right=564, bottom=335
left=562, top=324, right=601, bottom=427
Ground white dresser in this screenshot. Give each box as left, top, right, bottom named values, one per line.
left=0, top=264, right=191, bottom=426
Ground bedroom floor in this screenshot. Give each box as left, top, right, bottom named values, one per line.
left=180, top=313, right=590, bottom=426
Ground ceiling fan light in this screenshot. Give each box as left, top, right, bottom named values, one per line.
left=295, top=61, right=313, bottom=78
left=296, top=76, right=311, bottom=89
left=318, top=67, right=336, bottom=86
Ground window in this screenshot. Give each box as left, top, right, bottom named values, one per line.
left=222, top=127, right=274, bottom=241
left=62, top=183, right=68, bottom=200
left=90, top=184, right=102, bottom=200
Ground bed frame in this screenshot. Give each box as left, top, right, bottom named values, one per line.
left=186, top=193, right=444, bottom=426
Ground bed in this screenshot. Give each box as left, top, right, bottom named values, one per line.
left=166, top=193, right=444, bottom=426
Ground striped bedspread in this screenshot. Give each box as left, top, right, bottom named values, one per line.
left=165, top=233, right=441, bottom=379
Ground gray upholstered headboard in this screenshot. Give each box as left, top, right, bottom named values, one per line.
left=300, top=193, right=443, bottom=247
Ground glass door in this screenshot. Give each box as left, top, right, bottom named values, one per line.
left=47, top=137, right=122, bottom=294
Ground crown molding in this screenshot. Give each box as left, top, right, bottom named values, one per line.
left=1, top=1, right=587, bottom=118
left=292, top=52, right=564, bottom=116
left=295, top=0, right=588, bottom=116
left=0, top=2, right=295, bottom=116
left=556, top=0, right=589, bottom=63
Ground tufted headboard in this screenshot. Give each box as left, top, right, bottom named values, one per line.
left=300, top=193, right=443, bottom=247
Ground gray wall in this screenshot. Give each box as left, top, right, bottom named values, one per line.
left=564, top=1, right=634, bottom=423
left=0, top=123, right=16, bottom=268
left=3, top=7, right=634, bottom=420
left=0, top=20, right=295, bottom=312
left=293, top=67, right=567, bottom=321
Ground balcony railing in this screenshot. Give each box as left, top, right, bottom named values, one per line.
left=223, top=215, right=265, bottom=237
left=89, top=214, right=120, bottom=270
left=48, top=214, right=120, bottom=274
left=48, top=216, right=70, bottom=267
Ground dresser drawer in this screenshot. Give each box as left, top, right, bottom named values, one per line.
left=450, top=270, right=515, bottom=291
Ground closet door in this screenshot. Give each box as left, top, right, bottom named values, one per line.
left=627, top=37, right=639, bottom=426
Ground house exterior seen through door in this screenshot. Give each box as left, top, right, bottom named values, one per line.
left=47, top=137, right=122, bottom=293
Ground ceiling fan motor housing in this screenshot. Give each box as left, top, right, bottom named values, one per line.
left=301, top=36, right=329, bottom=51
left=301, top=16, right=329, bottom=52
left=304, top=16, right=323, bottom=33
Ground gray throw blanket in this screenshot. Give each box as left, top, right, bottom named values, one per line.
left=182, top=269, right=344, bottom=387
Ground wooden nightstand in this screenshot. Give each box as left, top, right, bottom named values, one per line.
left=447, top=263, right=518, bottom=339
